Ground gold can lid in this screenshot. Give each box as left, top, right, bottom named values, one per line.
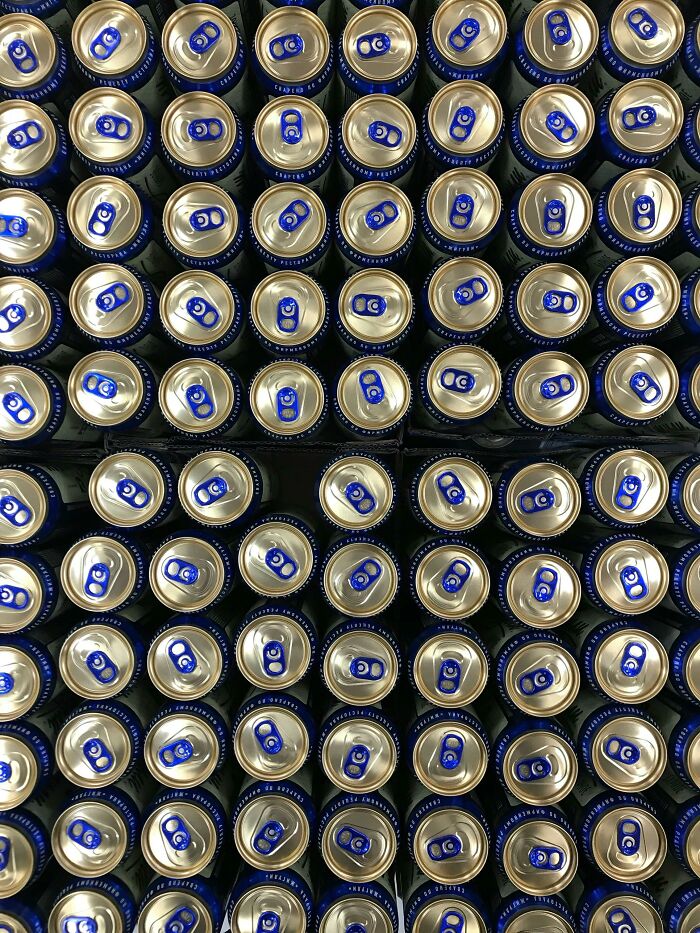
left=594, top=628, right=668, bottom=702
left=336, top=356, right=411, bottom=432
left=337, top=268, right=413, bottom=347
left=590, top=714, right=666, bottom=790
left=235, top=793, right=309, bottom=871
left=255, top=96, right=330, bottom=172
left=412, top=897, right=487, bottom=933
left=505, top=552, right=580, bottom=627
left=321, top=803, right=396, bottom=882
left=321, top=718, right=397, bottom=793
left=0, top=190, right=55, bottom=267
left=608, top=0, right=684, bottom=65
left=512, top=351, right=588, bottom=426
left=590, top=805, right=666, bottom=882
left=252, top=183, right=327, bottom=261
left=0, top=14, right=56, bottom=90
left=161, top=92, right=237, bottom=170
left=0, top=734, right=37, bottom=808
left=49, top=890, right=133, bottom=933
left=178, top=450, right=254, bottom=527
left=89, top=451, right=166, bottom=527
left=593, top=537, right=668, bottom=614
left=412, top=720, right=487, bottom=795
left=59, top=623, right=135, bottom=699
left=144, top=713, right=219, bottom=787
left=234, top=705, right=309, bottom=781
left=70, top=89, right=144, bottom=165
left=0, top=822, right=35, bottom=897
left=427, top=258, right=502, bottom=337
left=341, top=95, right=415, bottom=171
left=250, top=271, right=326, bottom=350
left=417, top=456, right=492, bottom=533
left=159, top=358, right=236, bottom=434
left=69, top=264, right=144, bottom=341
left=502, top=729, right=578, bottom=804
left=0, top=467, right=47, bottom=547
left=249, top=360, right=325, bottom=437
left=604, top=257, right=679, bottom=332
left=236, top=614, right=311, bottom=691
left=425, top=168, right=501, bottom=244
left=605, top=169, right=681, bottom=245
left=427, top=81, right=502, bottom=157
left=55, top=711, right=132, bottom=787
left=593, top=449, right=668, bottom=524
left=163, top=182, right=239, bottom=259
left=320, top=897, right=393, bottom=933
left=684, top=639, right=700, bottom=705
left=425, top=345, right=501, bottom=421
left=585, top=894, right=661, bottom=933
left=0, top=101, right=56, bottom=178
left=322, top=629, right=398, bottom=705
left=342, top=7, right=416, bottom=83
left=230, top=883, right=307, bottom=933
left=162, top=4, right=238, bottom=81
left=608, top=79, right=683, bottom=154
left=414, top=543, right=489, bottom=620
left=72, top=0, right=147, bottom=76
left=431, top=0, right=507, bottom=69
left=498, top=910, right=574, bottom=933
left=501, top=817, right=577, bottom=895
left=413, top=630, right=488, bottom=707
left=338, top=182, right=414, bottom=259
left=0, top=643, right=40, bottom=719
left=238, top=519, right=314, bottom=597
left=602, top=345, right=677, bottom=421
left=519, top=86, right=594, bottom=159
left=255, top=7, right=329, bottom=85
left=0, top=554, right=43, bottom=631
left=142, top=800, right=217, bottom=878
left=683, top=814, right=700, bottom=877
left=522, top=0, right=598, bottom=73
left=504, top=641, right=580, bottom=716
left=319, top=455, right=394, bottom=532
left=682, top=551, right=700, bottom=618
left=149, top=536, right=226, bottom=612
left=52, top=799, right=128, bottom=877
left=147, top=624, right=223, bottom=700
left=61, top=535, right=137, bottom=613
left=68, top=177, right=142, bottom=253
left=138, top=892, right=213, bottom=933
left=504, top=462, right=580, bottom=536
left=517, top=174, right=591, bottom=249
left=0, top=277, right=53, bottom=356
left=516, top=263, right=591, bottom=340
left=322, top=541, right=398, bottom=618
left=68, top=351, right=145, bottom=428
left=412, top=806, right=488, bottom=884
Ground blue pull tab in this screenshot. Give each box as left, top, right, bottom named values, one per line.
left=96, top=282, right=130, bottom=313
left=0, top=673, right=13, bottom=694
left=0, top=761, right=11, bottom=782
left=84, top=563, right=110, bottom=599
left=533, top=566, right=558, bottom=602
left=359, top=369, right=385, bottom=404
left=529, top=846, right=566, bottom=870
left=619, top=565, right=648, bottom=601
left=540, top=374, right=575, bottom=399
left=265, top=547, right=298, bottom=580
left=356, top=31, right=391, bottom=57
left=87, top=202, right=116, bottom=238
left=164, top=907, right=198, bottom=933
left=159, top=739, right=195, bottom=768
left=448, top=16, right=480, bottom=52
left=546, top=10, right=572, bottom=43
left=2, top=391, right=34, bottom=425
left=89, top=26, right=121, bottom=60
left=351, top=293, right=387, bottom=317
left=606, top=907, right=637, bottom=933
left=520, top=491, right=554, bottom=521
left=85, top=650, right=118, bottom=684
left=632, top=194, right=655, bottom=232
left=7, top=39, right=37, bottom=73
left=442, top=559, right=471, bottom=593
left=454, top=276, right=489, bottom=306
left=82, top=371, right=117, bottom=400
left=67, top=819, right=102, bottom=850
left=343, top=744, right=370, bottom=779
left=276, top=296, right=299, bottom=333
left=448, top=106, right=476, bottom=142
left=280, top=109, right=303, bottom=144
left=436, top=471, right=466, bottom=506
left=336, top=825, right=370, bottom=855
left=437, top=659, right=461, bottom=694
left=368, top=120, right=403, bottom=148
left=186, top=295, right=220, bottom=329
left=518, top=667, right=555, bottom=695
left=254, top=820, right=285, bottom=855
left=344, top=481, right=376, bottom=515
left=268, top=32, right=304, bottom=60
left=615, top=475, right=642, bottom=510
left=257, top=912, right=281, bottom=933
left=617, top=817, right=641, bottom=855
left=604, top=736, right=641, bottom=765
left=349, top=657, right=385, bottom=680
left=254, top=719, right=284, bottom=755
left=190, top=206, right=225, bottom=232
left=161, top=815, right=192, bottom=851
left=115, top=478, right=151, bottom=510
left=0, top=835, right=10, bottom=871
left=185, top=384, right=215, bottom=420
left=276, top=386, right=299, bottom=422
left=620, top=642, right=646, bottom=677
left=428, top=834, right=463, bottom=861
left=439, top=733, right=464, bottom=770
left=0, top=302, right=25, bottom=332
left=7, top=120, right=43, bottom=149
left=82, top=738, right=113, bottom=773
left=262, top=641, right=286, bottom=677
left=193, top=476, right=227, bottom=506
left=439, top=368, right=475, bottom=393
left=278, top=199, right=310, bottom=232
left=449, top=194, right=474, bottom=229
left=543, top=289, right=578, bottom=314
left=163, top=558, right=200, bottom=586
left=188, top=20, right=221, bottom=53
left=515, top=756, right=552, bottom=781
left=619, top=281, right=654, bottom=313
left=628, top=371, right=661, bottom=404
left=545, top=110, right=578, bottom=143
left=0, top=495, right=31, bottom=527
left=349, top=558, right=382, bottom=591
left=168, top=639, right=197, bottom=675
left=187, top=118, right=223, bottom=142
left=95, top=114, right=131, bottom=140
left=0, top=584, right=29, bottom=610
left=543, top=199, right=566, bottom=236
left=0, top=215, right=27, bottom=238
left=365, top=200, right=399, bottom=231
left=626, top=7, right=658, bottom=39
left=63, top=919, right=98, bottom=933
left=621, top=105, right=657, bottom=131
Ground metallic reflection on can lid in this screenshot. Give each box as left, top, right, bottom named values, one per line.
left=319, top=455, right=394, bottom=531
left=502, top=730, right=577, bottom=804
left=0, top=734, right=37, bottom=807
left=593, top=538, right=668, bottom=614
left=250, top=361, right=326, bottom=437
left=593, top=449, right=668, bottom=524
left=342, top=96, right=416, bottom=170
left=413, top=805, right=488, bottom=883
left=681, top=551, right=700, bottom=617
left=684, top=817, right=700, bottom=877
left=90, top=452, right=165, bottom=527
left=605, top=169, right=681, bottom=244
left=145, top=713, right=219, bottom=787
left=0, top=643, right=40, bottom=719
left=605, top=258, right=679, bottom=331
left=235, top=793, right=309, bottom=870
left=428, top=81, right=503, bottom=157
left=342, top=7, right=416, bottom=83
left=61, top=536, right=137, bottom=612
left=504, top=463, right=580, bottom=536
left=608, top=80, right=683, bottom=154
left=230, top=884, right=308, bottom=933
left=160, top=271, right=236, bottom=347
left=150, top=536, right=226, bottom=611
left=0, top=278, right=53, bottom=356
left=52, top=800, right=127, bottom=876
left=236, top=614, right=311, bottom=691
left=321, top=803, right=396, bottom=881
left=252, top=183, right=327, bottom=260
left=417, top=456, right=492, bottom=533
left=594, top=628, right=667, bottom=702
left=70, top=89, right=145, bottom=165
left=72, top=0, right=147, bottom=75
left=321, top=718, right=396, bottom=792
left=428, top=258, right=502, bottom=336
left=0, top=821, right=34, bottom=896
left=162, top=92, right=237, bottom=169
left=426, top=169, right=501, bottom=243
left=590, top=714, right=666, bottom=790
left=414, top=543, right=489, bottom=620
left=504, top=642, right=580, bottom=715
left=251, top=272, right=326, bottom=349
left=70, top=265, right=144, bottom=341
left=519, top=86, right=594, bottom=159
left=512, top=352, right=588, bottom=426
left=590, top=805, right=665, bottom=881
left=56, top=711, right=132, bottom=787
left=148, top=625, right=222, bottom=700
left=323, top=629, right=398, bottom=705
left=413, top=630, right=488, bottom=707
left=502, top=910, right=573, bottom=933
left=413, top=720, right=487, bottom=795
left=0, top=191, right=55, bottom=266
left=163, top=183, right=239, bottom=258
left=585, top=894, right=661, bottom=933
left=336, top=356, right=411, bottom=432
left=608, top=0, right=684, bottom=65
left=0, top=15, right=56, bottom=89
left=235, top=705, right=309, bottom=780
left=0, top=101, right=56, bottom=178
left=338, top=269, right=413, bottom=347
left=60, top=624, right=135, bottom=699
left=323, top=541, right=398, bottom=617
left=68, top=351, right=145, bottom=427
left=162, top=4, right=239, bottom=81
left=339, top=182, right=414, bottom=257
left=159, top=358, right=236, bottom=434
left=320, top=897, right=393, bottom=933
left=602, top=345, right=677, bottom=420
left=179, top=450, right=253, bottom=527
left=49, top=890, right=125, bottom=933
left=142, top=800, right=217, bottom=877
left=518, top=175, right=591, bottom=248
left=501, top=817, right=577, bottom=894
left=516, top=265, right=591, bottom=340
left=412, top=897, right=487, bottom=933
left=255, top=8, right=329, bottom=84
left=138, top=891, right=213, bottom=933
left=426, top=346, right=500, bottom=421
left=522, top=0, right=598, bottom=72
left=256, top=96, right=330, bottom=172
left=68, top=177, right=142, bottom=252
left=684, top=639, right=700, bottom=705
left=0, top=468, right=47, bottom=546
left=0, top=555, right=42, bottom=631
left=239, top=519, right=315, bottom=597
left=431, top=0, right=507, bottom=69
left=505, top=552, right=580, bottom=627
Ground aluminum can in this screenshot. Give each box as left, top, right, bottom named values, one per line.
left=158, top=357, right=244, bottom=438
left=505, top=263, right=590, bottom=347
left=338, top=95, right=417, bottom=192
left=253, top=8, right=334, bottom=108
left=138, top=875, right=223, bottom=933
left=60, top=528, right=149, bottom=613
left=0, top=276, right=77, bottom=367
left=423, top=0, right=508, bottom=92
left=317, top=451, right=396, bottom=533
left=668, top=13, right=700, bottom=106
left=409, top=453, right=492, bottom=535
left=250, top=182, right=330, bottom=277
left=159, top=270, right=244, bottom=359
left=494, top=803, right=577, bottom=895
left=144, top=697, right=229, bottom=788
left=147, top=613, right=230, bottom=700
left=662, top=453, right=700, bottom=533
left=0, top=14, right=71, bottom=113
left=335, top=182, right=415, bottom=276
left=0, top=100, right=71, bottom=192
left=89, top=449, right=177, bottom=530
left=650, top=694, right=700, bottom=790
left=680, top=267, right=700, bottom=337
left=661, top=863, right=700, bottom=933
left=0, top=703, right=64, bottom=807
left=407, top=699, right=489, bottom=796
left=68, top=349, right=160, bottom=433
left=338, top=7, right=418, bottom=106
left=663, top=622, right=700, bottom=708
left=0, top=0, right=80, bottom=40
left=0, top=547, right=66, bottom=632
left=493, top=351, right=589, bottom=432
left=490, top=713, right=578, bottom=804
left=585, top=343, right=678, bottom=428
left=661, top=98, right=700, bottom=190
left=320, top=535, right=400, bottom=618
left=416, top=344, right=501, bottom=430
left=409, top=537, right=489, bottom=622
left=319, top=618, right=400, bottom=706
left=572, top=447, right=668, bottom=528
left=577, top=879, right=663, bottom=933
left=233, top=773, right=315, bottom=871
left=238, top=513, right=318, bottom=600
left=334, top=354, right=411, bottom=438
left=590, top=255, right=680, bottom=342
left=228, top=865, right=313, bottom=933
left=318, top=788, right=399, bottom=882
left=249, top=270, right=329, bottom=356
left=249, top=359, right=328, bottom=439
left=0, top=189, right=67, bottom=277
left=48, top=866, right=145, bottom=933
left=493, top=460, right=580, bottom=538
left=579, top=532, right=669, bottom=616
left=149, top=529, right=234, bottom=613
left=254, top=95, right=333, bottom=195
left=233, top=686, right=315, bottom=781
left=161, top=91, right=245, bottom=200
left=234, top=602, right=317, bottom=691
left=0, top=631, right=58, bottom=719
left=666, top=538, right=700, bottom=623
left=423, top=80, right=504, bottom=175
left=673, top=182, right=700, bottom=279
left=403, top=867, right=489, bottom=933
left=179, top=448, right=267, bottom=529
left=654, top=769, right=700, bottom=879
left=422, top=257, right=503, bottom=344
left=493, top=883, right=575, bottom=933
left=495, top=543, right=580, bottom=628
left=316, top=878, right=398, bottom=933
left=408, top=621, right=490, bottom=708
left=319, top=703, right=399, bottom=793
left=336, top=270, right=414, bottom=354
left=0, top=461, right=89, bottom=548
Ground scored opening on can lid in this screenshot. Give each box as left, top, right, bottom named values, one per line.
left=162, top=92, right=238, bottom=169
left=0, top=101, right=57, bottom=178
left=0, top=190, right=56, bottom=266
left=605, top=169, right=681, bottom=244
left=504, top=640, right=580, bottom=715
left=255, top=7, right=329, bottom=84
left=505, top=552, right=580, bottom=627
left=179, top=450, right=254, bottom=526
left=428, top=81, right=502, bottom=157
left=61, top=535, right=137, bottom=612
left=608, top=79, right=683, bottom=154
left=163, top=182, right=239, bottom=259
left=256, top=96, right=330, bottom=172
left=501, top=729, right=578, bottom=804
left=342, top=6, right=416, bottom=83
left=339, top=182, right=414, bottom=258
left=0, top=467, right=48, bottom=546
left=426, top=168, right=501, bottom=243
left=431, top=0, right=507, bottom=69
left=70, top=264, right=145, bottom=341
left=159, top=358, right=236, bottom=434
left=160, top=271, right=237, bottom=347
left=602, top=345, right=678, bottom=421
left=604, top=257, right=680, bottom=331
left=608, top=0, right=684, bottom=66
left=341, top=95, right=416, bottom=170
left=0, top=556, right=44, bottom=631
left=70, top=89, right=145, bottom=165
left=52, top=800, right=128, bottom=877
left=517, top=174, right=591, bottom=248
left=593, top=449, right=668, bottom=524
left=238, top=519, right=315, bottom=597
left=250, top=271, right=326, bottom=349
left=319, top=455, right=394, bottom=532
left=504, top=462, right=581, bottom=536
left=60, top=623, right=135, bottom=699
left=336, top=356, right=411, bottom=432
left=68, top=351, right=145, bottom=427
left=417, top=456, right=492, bottom=533
left=0, top=15, right=57, bottom=89
left=322, top=540, right=398, bottom=617
left=522, top=0, right=598, bottom=73
left=162, top=3, right=239, bottom=80
left=519, top=86, right=594, bottom=160
left=68, top=177, right=142, bottom=252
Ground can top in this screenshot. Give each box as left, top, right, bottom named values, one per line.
left=593, top=449, right=668, bottom=524
left=504, top=640, right=580, bottom=715
left=591, top=806, right=666, bottom=880
left=517, top=174, right=591, bottom=248
left=605, top=169, right=681, bottom=245
left=0, top=555, right=44, bottom=631
left=0, top=823, right=36, bottom=897
left=70, top=89, right=145, bottom=165
left=594, top=537, right=668, bottom=614
left=255, top=7, right=329, bottom=83
left=161, top=92, right=238, bottom=169
left=431, top=0, right=507, bottom=69
left=70, top=264, right=144, bottom=340
left=413, top=629, right=488, bottom=707
left=239, top=519, right=315, bottom=597
left=522, top=0, right=599, bottom=73
left=338, top=181, right=414, bottom=257
left=72, top=0, right=148, bottom=76
left=0, top=101, right=56, bottom=178
left=336, top=356, right=411, bottom=431
left=142, top=800, right=217, bottom=877
left=250, top=271, right=326, bottom=349
left=89, top=451, right=165, bottom=527
left=0, top=14, right=56, bottom=90
left=585, top=894, right=661, bottom=933
left=682, top=551, right=700, bottom=617
left=148, top=623, right=222, bottom=699
left=160, top=271, right=237, bottom=347
left=608, top=0, right=684, bottom=65
left=413, top=804, right=488, bottom=883
left=320, top=897, right=393, bottom=933
left=0, top=467, right=47, bottom=546
left=255, top=96, right=330, bottom=172
left=501, top=729, right=577, bottom=804
left=249, top=360, right=325, bottom=436
left=162, top=3, right=239, bottom=81
left=595, top=627, right=668, bottom=703
left=428, top=258, right=502, bottom=336
left=56, top=710, right=132, bottom=786
left=235, top=792, right=309, bottom=870
left=163, top=183, right=239, bottom=259
left=590, top=713, right=666, bottom=790
left=235, top=705, right=309, bottom=780
left=321, top=801, right=396, bottom=882
left=680, top=460, right=700, bottom=531
left=52, top=799, right=127, bottom=876
left=342, top=6, right=417, bottom=83
left=337, top=269, right=413, bottom=347
left=411, top=897, right=487, bottom=933
left=604, top=257, right=679, bottom=331
left=60, top=623, right=135, bottom=698
left=512, top=352, right=588, bottom=426
left=68, top=177, right=142, bottom=253
left=150, top=535, right=226, bottom=611
left=159, top=358, right=237, bottom=434
left=0, top=733, right=37, bottom=808
left=323, top=541, right=398, bottom=617
left=501, top=817, right=577, bottom=895
left=61, top=534, right=137, bottom=611
left=69, top=351, right=146, bottom=427
left=503, top=462, right=580, bottom=536
left=515, top=263, right=591, bottom=340
left=0, top=642, right=41, bottom=717
left=602, top=345, right=677, bottom=421
left=231, top=883, right=308, bottom=933
left=414, top=543, right=489, bottom=620
left=0, top=364, right=56, bottom=443
left=426, top=168, right=501, bottom=243
left=237, top=611, right=312, bottom=690
left=49, top=890, right=130, bottom=933
left=505, top=552, right=580, bottom=627
left=427, top=80, right=503, bottom=157
left=322, top=717, right=397, bottom=792
left=0, top=190, right=55, bottom=266
left=518, top=86, right=594, bottom=159
left=607, top=79, right=683, bottom=154
left=417, top=456, right=492, bottom=532
left=319, top=455, right=394, bottom=531
left=0, top=277, right=54, bottom=356
left=145, top=711, right=221, bottom=786
left=138, top=891, right=214, bottom=933
left=683, top=813, right=700, bottom=877
left=252, top=183, right=327, bottom=260
left=323, top=628, right=398, bottom=704
left=412, top=718, right=488, bottom=795
left=426, top=345, right=501, bottom=420
left=341, top=95, right=416, bottom=170
left=179, top=450, right=254, bottom=526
